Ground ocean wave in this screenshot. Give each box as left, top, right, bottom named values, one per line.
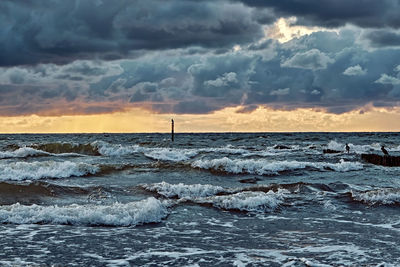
left=0, top=181, right=91, bottom=197
left=30, top=143, right=100, bottom=156
left=95, top=142, right=257, bottom=160
left=144, top=148, right=198, bottom=162
left=19, top=141, right=141, bottom=157
left=201, top=145, right=250, bottom=155
left=0, top=161, right=100, bottom=181
left=0, top=181, right=56, bottom=197
left=141, top=181, right=226, bottom=198
left=0, top=147, right=49, bottom=159
left=141, top=182, right=288, bottom=212
left=0, top=197, right=168, bottom=226
left=92, top=141, right=140, bottom=156
left=351, top=188, right=400, bottom=205
left=198, top=191, right=285, bottom=212
left=9, top=141, right=298, bottom=161
left=0, top=146, right=84, bottom=159
left=191, top=157, right=363, bottom=175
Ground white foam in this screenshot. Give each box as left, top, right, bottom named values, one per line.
left=144, top=148, right=198, bottom=162
left=0, top=147, right=49, bottom=159
left=142, top=182, right=225, bottom=198
left=351, top=188, right=400, bottom=205
left=0, top=147, right=83, bottom=158
left=191, top=157, right=363, bottom=175
left=201, top=145, right=250, bottom=155
left=0, top=197, right=167, bottom=226
left=283, top=258, right=332, bottom=267
left=198, top=190, right=286, bottom=212
left=0, top=161, right=99, bottom=181
left=94, top=141, right=287, bottom=161
left=323, top=200, right=337, bottom=211
left=92, top=141, right=140, bottom=156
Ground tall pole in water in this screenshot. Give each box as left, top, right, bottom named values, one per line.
left=171, top=119, right=174, bottom=142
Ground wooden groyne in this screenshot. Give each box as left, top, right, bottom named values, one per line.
left=361, top=154, right=400, bottom=167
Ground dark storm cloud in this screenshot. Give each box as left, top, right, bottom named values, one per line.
left=364, top=30, right=400, bottom=47
left=237, top=0, right=400, bottom=28
left=2, top=27, right=400, bottom=116
left=1, top=0, right=399, bottom=67
left=173, top=100, right=217, bottom=114
left=0, top=0, right=262, bottom=66
left=1, top=0, right=400, bottom=117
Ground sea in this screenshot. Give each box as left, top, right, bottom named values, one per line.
left=0, top=132, right=400, bottom=266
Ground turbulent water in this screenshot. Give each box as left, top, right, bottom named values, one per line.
left=1, top=133, right=400, bottom=266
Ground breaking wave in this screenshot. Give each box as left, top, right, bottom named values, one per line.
left=3, top=141, right=303, bottom=162
left=92, top=141, right=140, bottom=156
left=141, top=182, right=288, bottom=212
left=8, top=141, right=300, bottom=161
left=0, top=161, right=100, bottom=181
left=191, top=157, right=363, bottom=175
left=201, top=145, right=250, bottom=155
left=198, top=191, right=285, bottom=212
left=0, top=147, right=49, bottom=159
left=0, top=147, right=82, bottom=159
left=144, top=148, right=198, bottom=162
left=141, top=181, right=226, bottom=198
left=351, top=188, right=400, bottom=205
left=0, top=197, right=168, bottom=226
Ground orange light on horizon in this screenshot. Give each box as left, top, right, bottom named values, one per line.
left=1, top=105, right=400, bottom=133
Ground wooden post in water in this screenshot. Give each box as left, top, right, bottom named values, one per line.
left=171, top=119, right=174, bottom=142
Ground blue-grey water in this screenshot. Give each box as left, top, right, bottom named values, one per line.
left=0, top=133, right=400, bottom=266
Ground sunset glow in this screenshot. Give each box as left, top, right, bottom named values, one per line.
left=2, top=105, right=400, bottom=133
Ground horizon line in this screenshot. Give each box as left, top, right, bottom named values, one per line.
left=0, top=131, right=399, bottom=134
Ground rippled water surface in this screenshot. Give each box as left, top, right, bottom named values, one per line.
left=1, top=133, right=400, bottom=266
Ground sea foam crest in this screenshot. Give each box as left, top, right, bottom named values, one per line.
left=92, top=141, right=140, bottom=156
left=201, top=145, right=250, bottom=155
left=191, top=157, right=363, bottom=175
left=0, top=161, right=99, bottom=181
left=351, top=188, right=400, bottom=205
left=0, top=197, right=167, bottom=226
left=144, top=148, right=198, bottom=162
left=142, top=181, right=225, bottom=198
left=199, top=191, right=285, bottom=212
left=0, top=147, right=49, bottom=159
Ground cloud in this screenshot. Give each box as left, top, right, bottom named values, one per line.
left=237, top=0, right=400, bottom=29
left=204, top=72, right=238, bottom=87
left=281, top=49, right=334, bottom=70
left=363, top=29, right=400, bottom=48
left=375, top=74, right=400, bottom=85
left=270, top=88, right=290, bottom=96
left=0, top=0, right=263, bottom=66
left=343, top=65, right=367, bottom=76
left=311, top=89, right=321, bottom=95
left=2, top=22, right=400, bottom=116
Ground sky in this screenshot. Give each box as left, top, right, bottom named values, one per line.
left=1, top=0, right=400, bottom=133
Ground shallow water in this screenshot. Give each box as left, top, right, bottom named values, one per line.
left=0, top=133, right=400, bottom=266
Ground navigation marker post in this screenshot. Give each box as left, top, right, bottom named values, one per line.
left=171, top=119, right=174, bottom=142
